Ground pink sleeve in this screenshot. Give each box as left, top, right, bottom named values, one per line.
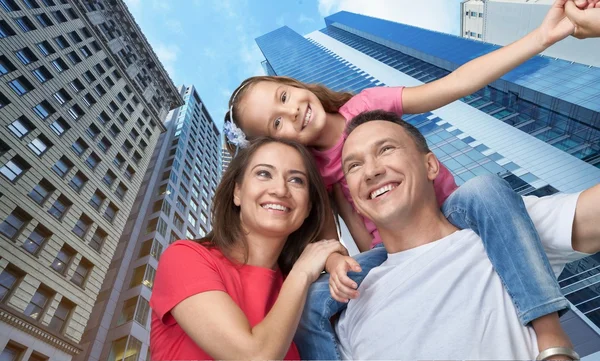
left=150, top=241, right=226, bottom=325
left=434, top=164, right=459, bottom=207
left=339, top=86, right=405, bottom=120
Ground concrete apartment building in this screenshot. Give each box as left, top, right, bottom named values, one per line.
left=77, top=84, right=221, bottom=361
left=460, top=0, right=600, bottom=66
left=0, top=0, right=182, bottom=360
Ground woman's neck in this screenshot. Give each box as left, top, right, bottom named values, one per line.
left=312, top=111, right=347, bottom=151
left=231, top=232, right=287, bottom=270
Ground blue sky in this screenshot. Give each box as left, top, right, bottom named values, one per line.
left=123, top=0, right=464, bottom=130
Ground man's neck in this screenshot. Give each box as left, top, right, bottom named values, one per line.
left=378, top=205, right=459, bottom=254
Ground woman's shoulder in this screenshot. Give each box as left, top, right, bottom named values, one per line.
left=162, top=240, right=229, bottom=267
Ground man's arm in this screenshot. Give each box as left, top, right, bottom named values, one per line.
left=572, top=183, right=600, bottom=254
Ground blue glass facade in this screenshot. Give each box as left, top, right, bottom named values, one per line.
left=256, top=11, right=600, bottom=352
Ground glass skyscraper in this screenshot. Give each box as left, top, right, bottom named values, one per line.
left=256, top=12, right=600, bottom=357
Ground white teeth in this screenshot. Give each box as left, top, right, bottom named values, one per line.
left=262, top=203, right=289, bottom=212
left=303, top=107, right=312, bottom=127
left=370, top=184, right=397, bottom=199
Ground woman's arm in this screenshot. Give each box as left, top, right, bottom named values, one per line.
left=171, top=240, right=346, bottom=360
left=402, top=0, right=575, bottom=115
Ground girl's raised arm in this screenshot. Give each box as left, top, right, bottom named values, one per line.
left=402, top=0, right=575, bottom=115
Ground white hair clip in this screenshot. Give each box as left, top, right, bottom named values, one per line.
left=223, top=120, right=249, bottom=149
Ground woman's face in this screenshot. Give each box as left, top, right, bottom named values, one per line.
left=236, top=81, right=327, bottom=146
left=234, top=142, right=311, bottom=239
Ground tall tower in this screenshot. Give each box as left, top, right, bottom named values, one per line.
left=0, top=0, right=181, bottom=360
left=76, top=85, right=220, bottom=361
left=256, top=12, right=600, bottom=357
left=460, top=0, right=600, bottom=66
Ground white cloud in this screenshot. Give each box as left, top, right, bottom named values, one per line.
left=152, top=0, right=170, bottom=11
left=153, top=43, right=179, bottom=79
left=317, top=0, right=459, bottom=35
left=298, top=13, right=315, bottom=24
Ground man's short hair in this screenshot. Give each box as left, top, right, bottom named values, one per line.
left=346, top=110, right=431, bottom=154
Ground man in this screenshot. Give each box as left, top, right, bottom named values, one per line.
left=335, top=110, right=593, bottom=359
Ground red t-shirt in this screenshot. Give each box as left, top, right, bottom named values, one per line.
left=149, top=240, right=300, bottom=360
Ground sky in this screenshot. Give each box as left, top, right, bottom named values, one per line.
left=123, top=0, right=465, bottom=130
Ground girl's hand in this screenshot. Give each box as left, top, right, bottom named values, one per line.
left=536, top=0, right=576, bottom=47
left=290, top=239, right=346, bottom=283
left=326, top=253, right=362, bottom=303
left=566, top=0, right=600, bottom=38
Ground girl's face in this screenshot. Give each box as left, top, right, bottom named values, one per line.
left=234, top=142, right=311, bottom=240
left=237, top=81, right=327, bottom=146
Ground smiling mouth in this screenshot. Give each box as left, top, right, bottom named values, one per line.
left=302, top=105, right=312, bottom=129
left=369, top=183, right=400, bottom=199
left=261, top=203, right=290, bottom=212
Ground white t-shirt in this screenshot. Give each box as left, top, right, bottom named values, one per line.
left=336, top=192, right=587, bottom=360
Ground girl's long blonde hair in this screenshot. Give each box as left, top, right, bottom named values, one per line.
left=224, top=76, right=353, bottom=155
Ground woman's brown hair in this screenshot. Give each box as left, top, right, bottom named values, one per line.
left=196, top=136, right=330, bottom=274
left=224, top=76, right=353, bottom=155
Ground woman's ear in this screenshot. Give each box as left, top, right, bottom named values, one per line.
left=233, top=183, right=241, bottom=206
left=425, top=152, right=440, bottom=182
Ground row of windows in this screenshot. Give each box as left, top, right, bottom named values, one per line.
left=464, top=30, right=482, bottom=39
left=0, top=154, right=124, bottom=223
left=0, top=9, right=87, bottom=39
left=465, top=10, right=483, bottom=18
left=0, top=263, right=78, bottom=336
left=1, top=340, right=49, bottom=361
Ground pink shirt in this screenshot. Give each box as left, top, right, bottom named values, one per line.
left=311, top=87, right=458, bottom=248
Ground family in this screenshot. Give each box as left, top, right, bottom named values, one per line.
left=149, top=1, right=600, bottom=359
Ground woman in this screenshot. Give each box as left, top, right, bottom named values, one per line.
left=149, top=137, right=346, bottom=360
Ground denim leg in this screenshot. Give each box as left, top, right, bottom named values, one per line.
left=442, top=174, right=569, bottom=325
left=294, top=245, right=388, bottom=360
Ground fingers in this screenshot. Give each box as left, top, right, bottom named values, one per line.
left=574, top=0, right=588, bottom=8
left=329, top=273, right=359, bottom=303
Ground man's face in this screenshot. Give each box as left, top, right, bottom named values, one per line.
left=342, top=120, right=438, bottom=227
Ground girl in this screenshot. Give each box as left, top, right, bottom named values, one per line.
left=149, top=137, right=346, bottom=360
left=223, top=1, right=599, bottom=359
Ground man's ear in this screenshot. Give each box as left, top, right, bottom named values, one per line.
left=425, top=152, right=440, bottom=182
left=233, top=183, right=241, bottom=206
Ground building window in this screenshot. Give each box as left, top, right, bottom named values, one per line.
left=86, top=123, right=101, bottom=139
left=54, top=35, right=69, bottom=49
left=130, top=265, right=156, bottom=289
left=82, top=92, right=96, bottom=107
left=72, top=214, right=92, bottom=238
left=33, top=100, right=55, bottom=119
left=89, top=190, right=106, bottom=211
left=108, top=336, right=142, bottom=361
left=48, top=195, right=71, bottom=220
left=71, top=137, right=88, bottom=156
left=14, top=16, right=36, bottom=32
left=48, top=298, right=74, bottom=333
left=0, top=0, right=21, bottom=11
left=68, top=30, right=82, bottom=43
left=69, top=78, right=84, bottom=92
left=0, top=342, right=25, bottom=361
left=80, top=45, right=91, bottom=58
left=28, top=135, right=52, bottom=156
left=35, top=13, right=53, bottom=27
left=8, top=76, right=34, bottom=95
left=103, top=202, right=118, bottom=222
left=0, top=20, right=17, bottom=38
left=52, top=156, right=73, bottom=178
left=50, top=117, right=70, bottom=136
left=68, top=104, right=84, bottom=120
left=89, top=227, right=106, bottom=252
left=175, top=197, right=185, bottom=213
left=28, top=178, right=55, bottom=205
left=69, top=171, right=88, bottom=192
left=0, top=266, right=22, bottom=302
left=173, top=214, right=184, bottom=232
left=23, top=224, right=51, bottom=255
left=84, top=152, right=101, bottom=170
left=32, top=66, right=53, bottom=83
left=115, top=182, right=127, bottom=200
left=53, top=88, right=72, bottom=104
left=0, top=55, right=16, bottom=75
left=103, top=170, right=116, bottom=187
left=98, top=111, right=110, bottom=125
left=52, top=9, right=67, bottom=23
left=1, top=156, right=30, bottom=182
left=7, top=116, right=34, bottom=138
left=124, top=166, right=135, bottom=180
left=98, top=137, right=111, bottom=153
left=67, top=50, right=81, bottom=65
left=24, top=286, right=53, bottom=320
left=36, top=40, right=55, bottom=56
left=113, top=153, right=125, bottom=169
left=188, top=213, right=197, bottom=228
left=70, top=259, right=91, bottom=288
left=51, top=244, right=74, bottom=275
left=83, top=70, right=96, bottom=83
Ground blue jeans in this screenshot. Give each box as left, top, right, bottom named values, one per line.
left=293, top=174, right=569, bottom=360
